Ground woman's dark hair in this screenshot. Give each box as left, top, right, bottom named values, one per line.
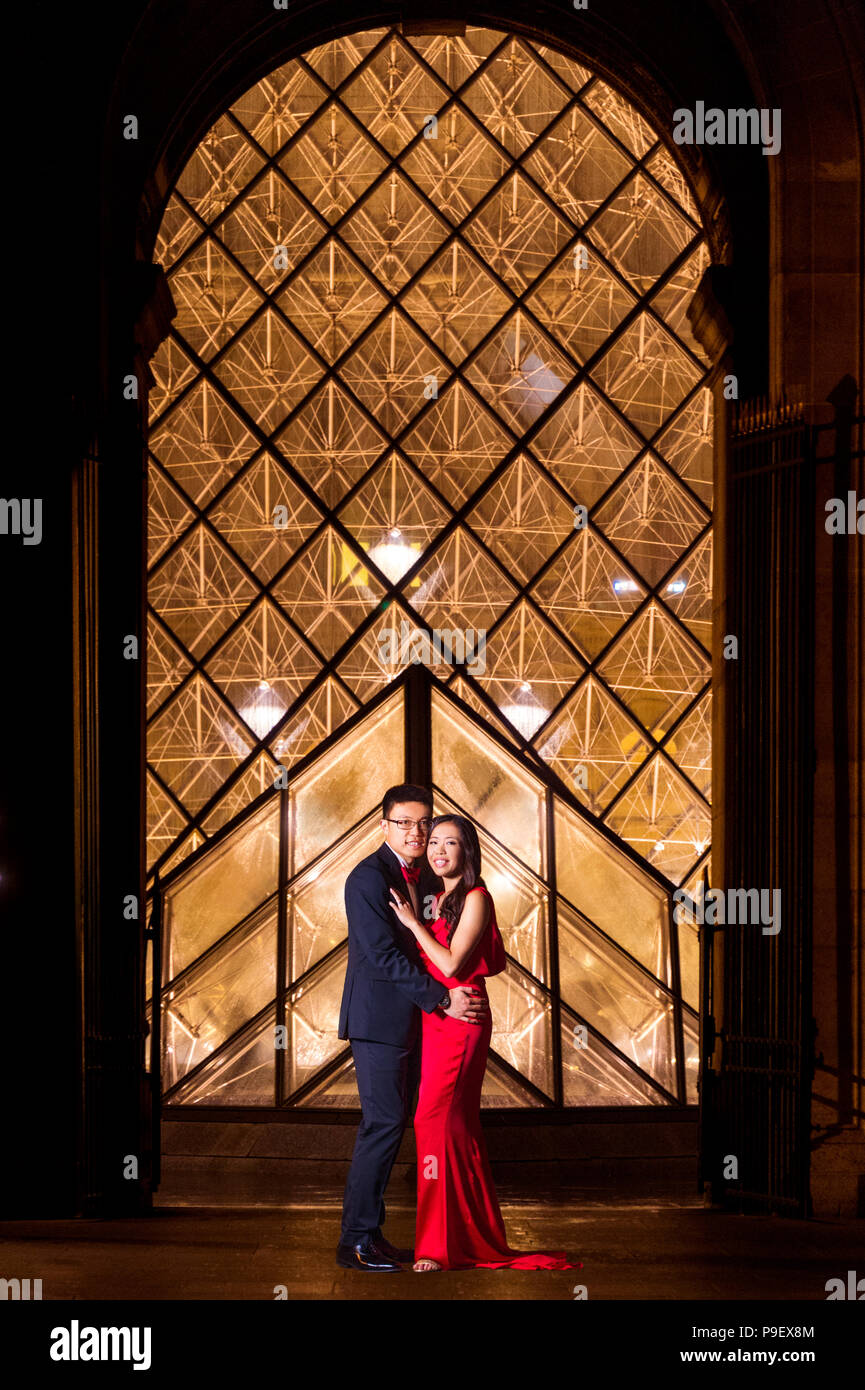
left=428, top=814, right=484, bottom=940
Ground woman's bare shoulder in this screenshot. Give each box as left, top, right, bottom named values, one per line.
left=465, top=885, right=492, bottom=912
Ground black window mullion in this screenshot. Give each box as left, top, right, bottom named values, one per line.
left=546, top=787, right=564, bottom=1106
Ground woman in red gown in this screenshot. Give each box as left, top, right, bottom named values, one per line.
left=389, top=813, right=581, bottom=1273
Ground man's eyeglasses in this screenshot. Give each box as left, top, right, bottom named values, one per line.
left=385, top=818, right=433, bottom=832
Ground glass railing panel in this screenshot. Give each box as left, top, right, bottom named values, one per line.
left=163, top=900, right=276, bottom=1089
left=683, top=1008, right=699, bottom=1103
left=555, top=796, right=670, bottom=985
left=170, top=1008, right=275, bottom=1105
left=435, top=788, right=550, bottom=986
left=289, top=687, right=404, bottom=873
left=283, top=947, right=350, bottom=1099
left=486, top=961, right=553, bottom=1099
left=481, top=1056, right=544, bottom=1108
left=560, top=1007, right=668, bottom=1105
left=287, top=812, right=383, bottom=980
left=431, top=687, right=546, bottom=875
left=557, top=898, right=677, bottom=1093
left=163, top=796, right=279, bottom=980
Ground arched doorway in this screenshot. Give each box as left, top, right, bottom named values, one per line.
left=145, top=24, right=714, bottom=1115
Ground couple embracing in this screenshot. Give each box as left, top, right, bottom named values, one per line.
left=336, top=783, right=580, bottom=1274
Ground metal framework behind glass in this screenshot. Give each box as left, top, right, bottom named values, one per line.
left=144, top=24, right=713, bottom=1110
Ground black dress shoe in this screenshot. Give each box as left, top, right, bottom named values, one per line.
left=373, top=1234, right=414, bottom=1263
left=336, top=1238, right=402, bottom=1272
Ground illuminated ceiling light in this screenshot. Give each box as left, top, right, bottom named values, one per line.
left=501, top=681, right=548, bottom=739
left=367, top=527, right=418, bottom=582
left=613, top=578, right=640, bottom=594
left=666, top=579, right=687, bottom=594
left=653, top=841, right=666, bottom=854
left=505, top=352, right=564, bottom=422
left=239, top=680, right=287, bottom=738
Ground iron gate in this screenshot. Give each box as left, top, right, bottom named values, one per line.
left=700, top=393, right=817, bottom=1215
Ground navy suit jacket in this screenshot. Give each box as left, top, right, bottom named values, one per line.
left=338, top=843, right=449, bottom=1046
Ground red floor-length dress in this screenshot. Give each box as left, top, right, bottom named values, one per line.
left=413, top=885, right=581, bottom=1270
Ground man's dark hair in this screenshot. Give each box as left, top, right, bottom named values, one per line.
left=382, top=784, right=433, bottom=819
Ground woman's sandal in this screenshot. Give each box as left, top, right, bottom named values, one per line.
left=413, top=1257, right=442, bottom=1272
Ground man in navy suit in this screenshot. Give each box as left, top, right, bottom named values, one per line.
left=336, top=783, right=488, bottom=1271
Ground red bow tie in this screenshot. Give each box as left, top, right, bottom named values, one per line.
left=401, top=863, right=421, bottom=886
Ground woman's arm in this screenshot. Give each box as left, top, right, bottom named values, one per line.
left=389, top=887, right=490, bottom=978
left=347, top=867, right=450, bottom=1012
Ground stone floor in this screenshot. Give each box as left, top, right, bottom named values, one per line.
left=2, top=1173, right=863, bottom=1301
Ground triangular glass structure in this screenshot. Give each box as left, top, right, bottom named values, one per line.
left=147, top=25, right=714, bottom=1113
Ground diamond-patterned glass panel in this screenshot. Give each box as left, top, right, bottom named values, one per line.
left=537, top=674, right=650, bottom=813
left=561, top=1006, right=668, bottom=1105
left=274, top=380, right=387, bottom=509
left=163, top=902, right=276, bottom=1090
left=526, top=242, right=637, bottom=366
left=462, top=38, right=567, bottom=156
left=532, top=381, right=642, bottom=505
left=408, top=526, right=518, bottom=634
left=162, top=796, right=280, bottom=979
left=401, top=102, right=509, bottom=225
left=271, top=527, right=385, bottom=659
left=431, top=689, right=546, bottom=875
left=337, top=452, right=452, bottom=582
left=604, top=753, right=712, bottom=883
left=207, top=452, right=323, bottom=581
left=592, top=312, right=703, bottom=439
left=276, top=240, right=387, bottom=364
left=590, top=172, right=697, bottom=296
left=597, top=601, right=710, bottom=739
left=341, top=309, right=451, bottom=434
left=401, top=382, right=511, bottom=506
left=229, top=60, right=327, bottom=155
left=341, top=35, right=450, bottom=156
left=530, top=525, right=647, bottom=659
left=402, top=242, right=512, bottom=365
left=169, top=1010, right=276, bottom=1105
left=149, top=26, right=714, bottom=1114
left=486, top=963, right=554, bottom=1098
left=283, top=948, right=354, bottom=1096
left=269, top=676, right=359, bottom=770
left=554, top=796, right=671, bottom=982
left=151, top=382, right=256, bottom=507
left=167, top=238, right=263, bottom=362
left=279, top=103, right=388, bottom=223
left=593, top=453, right=709, bottom=587
left=203, top=597, right=322, bottom=738
left=468, top=455, right=574, bottom=582
left=175, top=116, right=264, bottom=221
left=464, top=308, right=572, bottom=430
left=477, top=600, right=583, bottom=738
left=524, top=105, right=633, bottom=228
left=463, top=175, right=573, bottom=292
left=217, top=170, right=323, bottom=294
left=341, top=173, right=451, bottom=293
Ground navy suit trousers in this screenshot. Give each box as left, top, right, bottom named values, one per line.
left=339, top=1036, right=421, bottom=1245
